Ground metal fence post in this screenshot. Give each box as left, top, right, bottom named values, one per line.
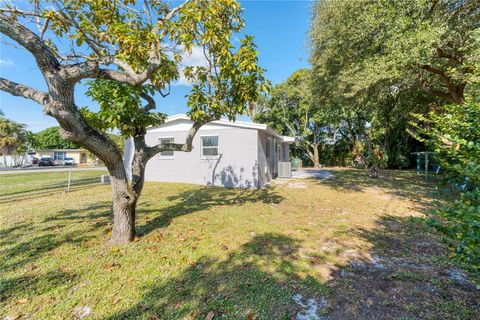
left=67, top=169, right=72, bottom=192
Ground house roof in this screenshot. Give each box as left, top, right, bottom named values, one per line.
left=154, top=114, right=295, bottom=144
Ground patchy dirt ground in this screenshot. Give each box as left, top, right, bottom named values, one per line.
left=322, top=216, right=479, bottom=319
left=280, top=169, right=480, bottom=320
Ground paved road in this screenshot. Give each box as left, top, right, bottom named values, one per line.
left=0, top=166, right=107, bottom=175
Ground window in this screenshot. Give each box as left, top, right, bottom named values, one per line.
left=159, top=137, right=174, bottom=158
left=53, top=151, right=66, bottom=160
left=201, top=136, right=219, bottom=157
left=283, top=145, right=289, bottom=161
left=265, top=138, right=271, bottom=158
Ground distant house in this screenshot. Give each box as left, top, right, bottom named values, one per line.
left=124, top=114, right=295, bottom=189
left=34, top=149, right=89, bottom=165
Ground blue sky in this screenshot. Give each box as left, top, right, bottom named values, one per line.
left=0, top=0, right=312, bottom=132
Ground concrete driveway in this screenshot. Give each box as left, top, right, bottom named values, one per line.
left=291, top=169, right=334, bottom=179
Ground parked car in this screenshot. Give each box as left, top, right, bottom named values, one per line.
left=63, top=157, right=75, bottom=166
left=32, top=157, right=39, bottom=164
left=38, top=157, right=54, bottom=166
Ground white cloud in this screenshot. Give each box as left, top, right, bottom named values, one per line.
left=0, top=58, right=14, bottom=67
left=174, top=46, right=209, bottom=86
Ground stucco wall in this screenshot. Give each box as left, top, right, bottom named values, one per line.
left=144, top=122, right=260, bottom=188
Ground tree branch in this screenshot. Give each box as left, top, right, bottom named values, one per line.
left=0, top=13, right=60, bottom=71
left=0, top=77, right=48, bottom=105
left=417, top=64, right=449, bottom=78
left=145, top=116, right=218, bottom=158
left=63, top=0, right=191, bottom=85
left=140, top=92, right=156, bottom=111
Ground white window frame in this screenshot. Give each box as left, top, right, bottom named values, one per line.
left=200, top=135, right=220, bottom=160
left=158, top=136, right=175, bottom=159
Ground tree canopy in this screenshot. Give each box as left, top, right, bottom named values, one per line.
left=31, top=127, right=80, bottom=150
left=255, top=69, right=334, bottom=168
left=310, top=0, right=479, bottom=105
left=0, top=115, right=28, bottom=156
left=0, top=0, right=265, bottom=243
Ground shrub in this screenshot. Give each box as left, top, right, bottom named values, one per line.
left=413, top=99, right=480, bottom=270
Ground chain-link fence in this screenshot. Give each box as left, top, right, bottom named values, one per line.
left=0, top=168, right=108, bottom=203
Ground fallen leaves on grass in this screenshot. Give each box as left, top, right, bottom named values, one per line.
left=205, top=311, right=215, bottom=320
left=104, top=262, right=121, bottom=271
left=72, top=306, right=92, bottom=319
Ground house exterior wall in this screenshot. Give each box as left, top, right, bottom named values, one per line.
left=257, top=131, right=292, bottom=184
left=257, top=130, right=272, bottom=187
left=144, top=121, right=260, bottom=188
left=34, top=150, right=88, bottom=164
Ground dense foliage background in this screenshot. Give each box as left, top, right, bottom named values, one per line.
left=255, top=0, right=479, bottom=268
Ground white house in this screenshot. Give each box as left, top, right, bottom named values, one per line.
left=124, top=114, right=295, bottom=188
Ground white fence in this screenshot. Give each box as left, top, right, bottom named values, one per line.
left=0, top=154, right=34, bottom=167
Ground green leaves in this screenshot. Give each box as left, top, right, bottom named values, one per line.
left=84, top=80, right=166, bottom=137
left=415, top=98, right=480, bottom=270
left=0, top=116, right=30, bottom=154
left=310, top=0, right=479, bottom=104
left=30, top=126, right=79, bottom=149
left=34, top=1, right=265, bottom=138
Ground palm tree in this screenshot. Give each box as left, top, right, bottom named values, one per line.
left=0, top=115, right=28, bottom=166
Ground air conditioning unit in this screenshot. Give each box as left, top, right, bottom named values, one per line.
left=278, top=162, right=292, bottom=178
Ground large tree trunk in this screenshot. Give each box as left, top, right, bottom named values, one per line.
left=108, top=162, right=137, bottom=243
left=312, top=144, right=320, bottom=168
left=305, top=143, right=320, bottom=168
left=110, top=186, right=136, bottom=243
left=41, top=75, right=139, bottom=243
left=109, top=135, right=150, bottom=243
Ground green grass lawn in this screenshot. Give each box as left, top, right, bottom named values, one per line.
left=0, top=169, right=107, bottom=203
left=0, top=168, right=478, bottom=319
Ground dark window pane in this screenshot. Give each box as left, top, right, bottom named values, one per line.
left=202, top=147, right=218, bottom=156
left=202, top=136, right=218, bottom=147
left=160, top=138, right=174, bottom=157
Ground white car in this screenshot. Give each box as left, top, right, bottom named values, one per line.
left=63, top=157, right=75, bottom=166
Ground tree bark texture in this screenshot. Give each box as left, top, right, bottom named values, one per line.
left=0, top=8, right=206, bottom=243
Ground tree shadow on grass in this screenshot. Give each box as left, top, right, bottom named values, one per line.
left=317, top=168, right=439, bottom=210
left=0, top=270, right=79, bottom=303
left=0, top=202, right=112, bottom=273
left=38, top=185, right=283, bottom=239
left=1, top=186, right=281, bottom=273
left=105, top=233, right=327, bottom=320
left=136, top=186, right=283, bottom=236
left=106, top=216, right=479, bottom=320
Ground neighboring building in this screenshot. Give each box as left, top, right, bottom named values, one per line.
left=124, top=114, right=295, bottom=189
left=34, top=149, right=89, bottom=165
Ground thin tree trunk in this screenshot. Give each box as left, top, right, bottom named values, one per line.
left=364, top=131, right=379, bottom=179
left=312, top=143, right=320, bottom=168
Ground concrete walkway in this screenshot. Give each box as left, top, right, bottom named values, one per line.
left=291, top=169, right=334, bottom=179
